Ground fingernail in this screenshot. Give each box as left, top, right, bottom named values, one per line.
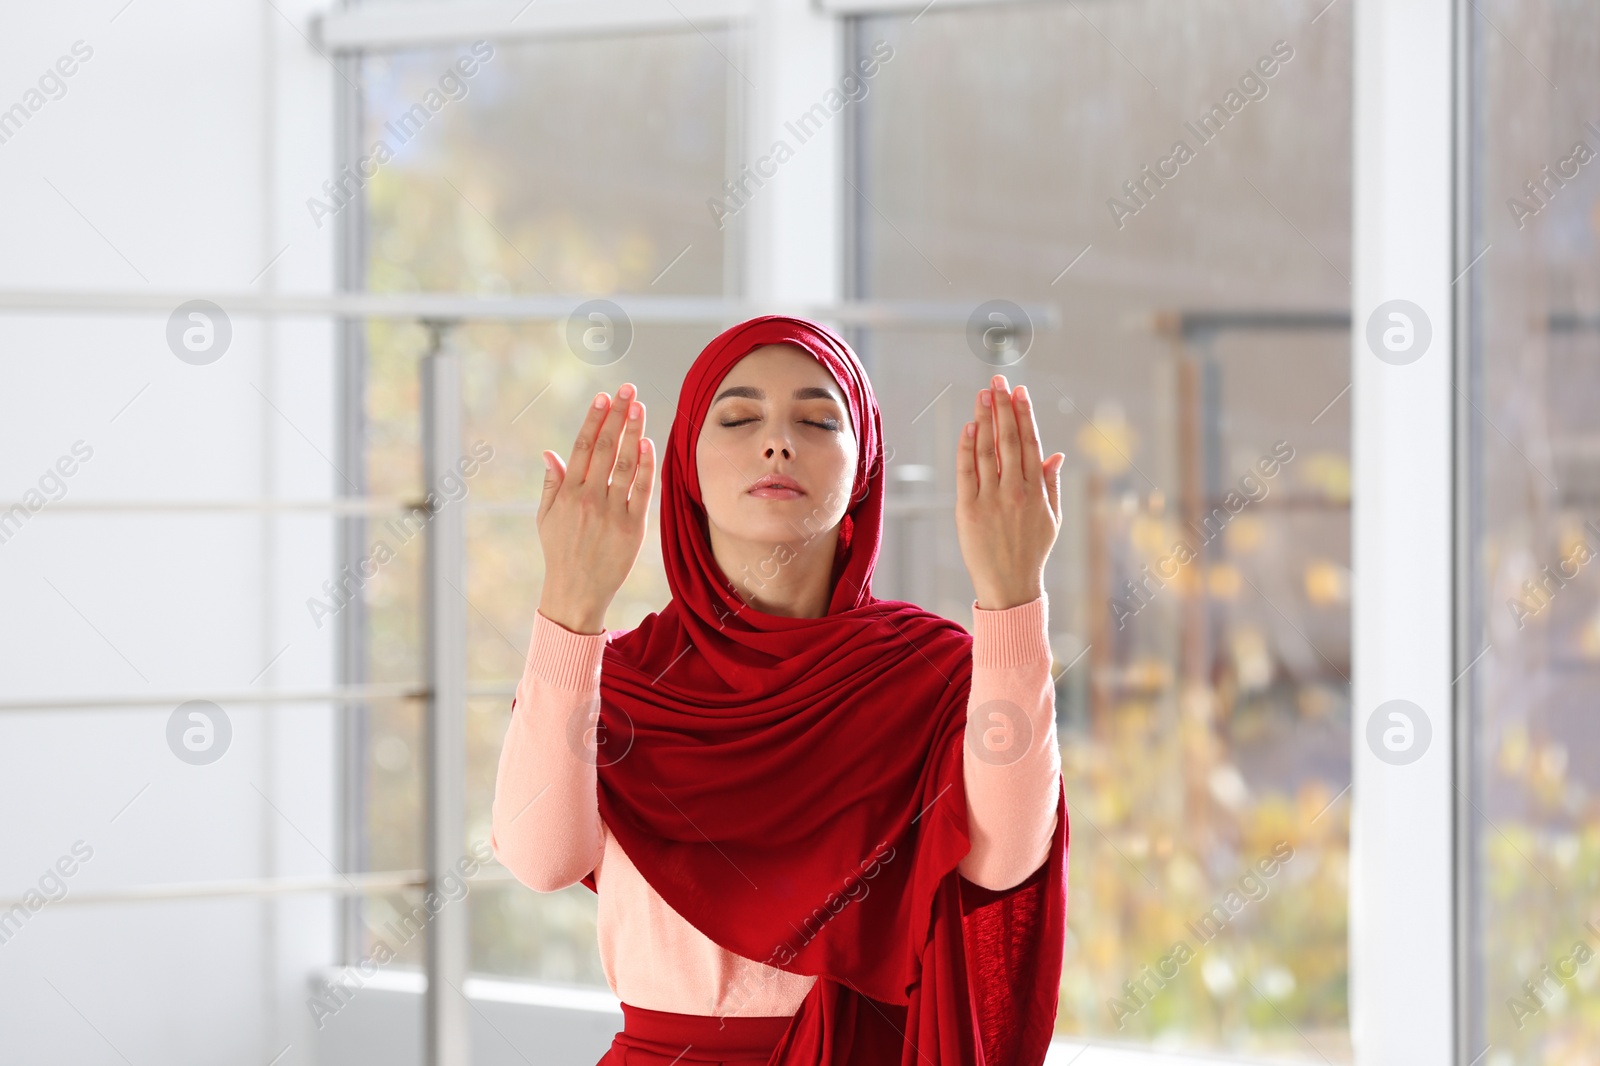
left=629, top=400, right=641, bottom=420
left=966, top=421, right=976, bottom=437
left=543, top=454, right=552, bottom=470
left=980, top=390, right=992, bottom=407
left=1017, top=385, right=1029, bottom=403
left=620, top=383, right=634, bottom=400
left=594, top=393, right=608, bottom=409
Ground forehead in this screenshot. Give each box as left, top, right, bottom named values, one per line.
left=719, top=343, right=834, bottom=382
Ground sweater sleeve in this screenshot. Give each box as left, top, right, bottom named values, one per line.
left=958, top=592, right=1062, bottom=892
left=490, top=609, right=609, bottom=893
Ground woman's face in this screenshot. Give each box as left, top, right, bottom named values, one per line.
left=695, top=343, right=858, bottom=548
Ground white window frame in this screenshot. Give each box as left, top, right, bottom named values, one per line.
left=309, top=0, right=1464, bottom=1063
left=1351, top=1, right=1456, bottom=1064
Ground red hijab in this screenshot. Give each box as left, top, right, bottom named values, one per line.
left=580, top=315, right=1068, bottom=1065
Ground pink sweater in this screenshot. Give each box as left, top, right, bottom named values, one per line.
left=491, top=594, right=1060, bottom=1017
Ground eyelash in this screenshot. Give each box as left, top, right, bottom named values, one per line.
left=719, top=417, right=841, bottom=431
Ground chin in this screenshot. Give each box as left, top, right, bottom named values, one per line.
left=736, top=513, right=811, bottom=543
left=729, top=496, right=827, bottom=540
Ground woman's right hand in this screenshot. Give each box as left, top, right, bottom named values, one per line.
left=535, top=382, right=655, bottom=635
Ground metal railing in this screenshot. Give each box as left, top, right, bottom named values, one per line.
left=0, top=289, right=1057, bottom=1066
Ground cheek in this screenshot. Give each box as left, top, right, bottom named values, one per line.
left=695, top=440, right=724, bottom=494
left=828, top=446, right=859, bottom=499
left=696, top=437, right=747, bottom=518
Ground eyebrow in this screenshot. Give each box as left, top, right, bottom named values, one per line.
left=711, top=385, right=843, bottom=405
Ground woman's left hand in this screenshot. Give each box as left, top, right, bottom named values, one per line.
left=955, top=374, right=1066, bottom=610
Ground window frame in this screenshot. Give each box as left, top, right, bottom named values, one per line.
left=1349, top=1, right=1458, bottom=1065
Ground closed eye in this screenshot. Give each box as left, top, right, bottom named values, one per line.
left=716, top=416, right=844, bottom=428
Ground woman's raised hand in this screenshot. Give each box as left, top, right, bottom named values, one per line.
left=954, top=374, right=1066, bottom=611
left=535, top=383, right=655, bottom=635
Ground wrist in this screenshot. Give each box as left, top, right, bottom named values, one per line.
left=973, top=581, right=1044, bottom=612
left=537, top=594, right=608, bottom=636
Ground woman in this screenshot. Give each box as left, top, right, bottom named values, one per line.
left=492, top=315, right=1070, bottom=1065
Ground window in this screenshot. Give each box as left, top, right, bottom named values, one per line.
left=1462, top=5, right=1600, bottom=1061
left=850, top=4, right=1352, bottom=1056
left=356, top=31, right=730, bottom=985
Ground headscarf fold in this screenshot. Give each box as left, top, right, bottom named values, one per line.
left=579, top=315, right=1068, bottom=1065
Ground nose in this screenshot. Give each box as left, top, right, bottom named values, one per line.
left=762, top=424, right=793, bottom=460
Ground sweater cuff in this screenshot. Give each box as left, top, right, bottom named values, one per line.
left=970, top=593, right=1050, bottom=669
left=528, top=609, right=608, bottom=692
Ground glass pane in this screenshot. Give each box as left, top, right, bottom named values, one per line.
left=1464, top=5, right=1600, bottom=1064
left=852, top=3, right=1352, bottom=1058
left=358, top=32, right=729, bottom=984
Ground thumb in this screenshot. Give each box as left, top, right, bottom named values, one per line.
left=539, top=451, right=564, bottom=516
left=1044, top=453, right=1064, bottom=522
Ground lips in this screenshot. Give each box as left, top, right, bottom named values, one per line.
left=749, top=473, right=804, bottom=498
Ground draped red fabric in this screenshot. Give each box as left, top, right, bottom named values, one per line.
left=577, top=315, right=1069, bottom=1065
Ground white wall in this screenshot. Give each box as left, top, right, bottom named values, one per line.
left=0, top=3, right=342, bottom=1063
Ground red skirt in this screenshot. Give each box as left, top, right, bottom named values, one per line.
left=597, top=1001, right=795, bottom=1066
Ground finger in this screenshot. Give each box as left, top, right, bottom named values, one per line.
left=609, top=398, right=645, bottom=507
left=990, top=375, right=1023, bottom=484
left=583, top=383, right=635, bottom=489
left=629, top=435, right=657, bottom=518
left=568, top=391, right=613, bottom=483
left=1044, top=452, right=1064, bottom=521
left=955, top=418, right=978, bottom=504
left=973, top=386, right=998, bottom=489
left=538, top=450, right=565, bottom=517
left=1014, top=384, right=1043, bottom=485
